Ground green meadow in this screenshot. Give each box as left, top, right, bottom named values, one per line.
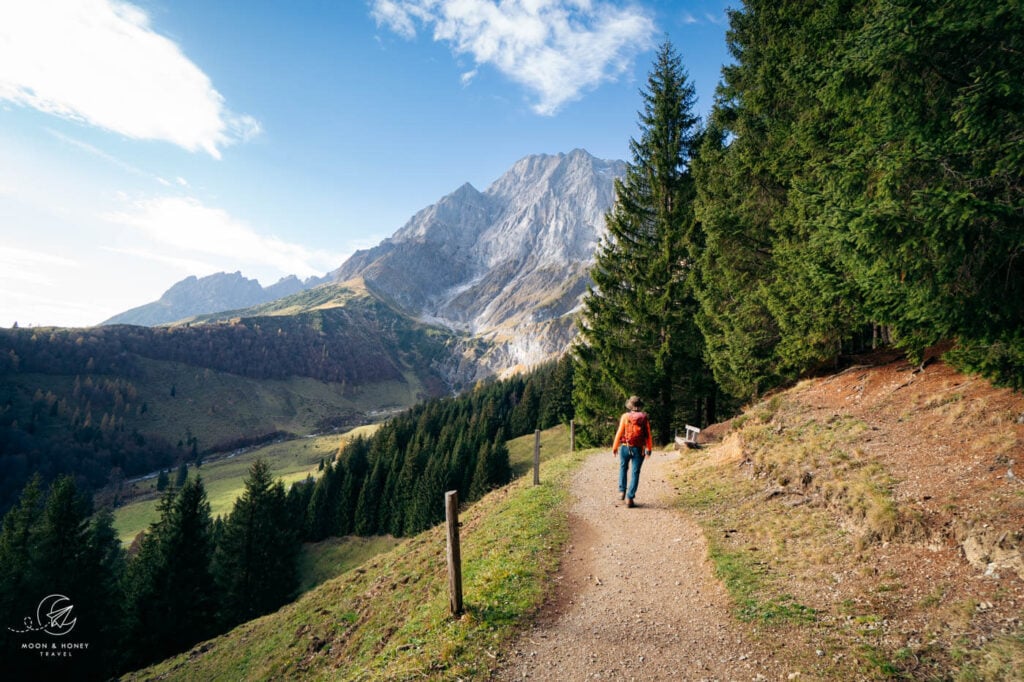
left=113, top=424, right=380, bottom=544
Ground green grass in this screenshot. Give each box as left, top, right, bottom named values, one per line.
left=114, top=427, right=379, bottom=543
left=297, top=536, right=404, bottom=594
left=507, top=423, right=572, bottom=476
left=124, top=427, right=584, bottom=681
left=705, top=533, right=817, bottom=625
left=954, top=633, right=1024, bottom=682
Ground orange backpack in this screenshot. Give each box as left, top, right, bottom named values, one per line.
left=622, top=411, right=648, bottom=446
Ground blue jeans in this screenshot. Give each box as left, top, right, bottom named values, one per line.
left=619, top=445, right=644, bottom=500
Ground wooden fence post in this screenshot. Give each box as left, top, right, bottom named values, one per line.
left=445, top=490, right=463, bottom=616
left=570, top=419, right=575, bottom=452
left=533, top=429, right=541, bottom=485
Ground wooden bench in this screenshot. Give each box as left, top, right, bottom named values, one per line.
left=674, top=424, right=701, bottom=449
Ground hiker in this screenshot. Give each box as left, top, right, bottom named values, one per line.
left=612, top=395, right=653, bottom=507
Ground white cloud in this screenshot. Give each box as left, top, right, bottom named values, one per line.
left=0, top=0, right=260, bottom=158
left=104, top=196, right=338, bottom=280
left=371, top=0, right=656, bottom=115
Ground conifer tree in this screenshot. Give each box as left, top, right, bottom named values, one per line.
left=339, top=436, right=369, bottom=534
left=693, top=1, right=1024, bottom=392
left=77, top=507, right=126, bottom=678
left=819, top=0, right=1024, bottom=384
left=123, top=476, right=217, bottom=669
left=469, top=431, right=512, bottom=500
left=0, top=477, right=45, bottom=678
left=692, top=1, right=864, bottom=400
left=538, top=356, right=574, bottom=429
left=214, top=459, right=299, bottom=627
left=0, top=476, right=43, bottom=618
left=353, top=457, right=385, bottom=536
left=573, top=41, right=712, bottom=445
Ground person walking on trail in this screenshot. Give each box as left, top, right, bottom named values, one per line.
left=612, top=395, right=653, bottom=507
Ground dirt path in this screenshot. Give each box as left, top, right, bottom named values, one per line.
left=495, top=450, right=792, bottom=681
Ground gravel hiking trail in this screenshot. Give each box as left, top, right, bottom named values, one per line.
left=495, top=450, right=792, bottom=681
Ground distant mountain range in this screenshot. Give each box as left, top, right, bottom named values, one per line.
left=101, top=271, right=317, bottom=326
left=102, top=149, right=625, bottom=376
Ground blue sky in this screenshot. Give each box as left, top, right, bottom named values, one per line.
left=0, top=0, right=734, bottom=328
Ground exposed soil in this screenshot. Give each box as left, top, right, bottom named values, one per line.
left=494, top=450, right=794, bottom=680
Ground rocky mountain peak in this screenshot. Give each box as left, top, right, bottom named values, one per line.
left=329, top=148, right=625, bottom=375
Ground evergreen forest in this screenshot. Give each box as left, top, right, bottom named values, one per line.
left=573, top=1, right=1022, bottom=445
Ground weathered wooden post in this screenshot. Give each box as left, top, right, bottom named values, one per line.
left=533, top=429, right=541, bottom=485
left=445, top=490, right=463, bottom=616
left=570, top=418, right=576, bottom=452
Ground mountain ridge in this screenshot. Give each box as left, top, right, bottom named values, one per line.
left=101, top=271, right=317, bottom=326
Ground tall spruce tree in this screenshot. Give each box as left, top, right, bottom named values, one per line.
left=122, top=476, right=217, bottom=670
left=0, top=476, right=43, bottom=652
left=573, top=41, right=711, bottom=445
left=819, top=0, right=1024, bottom=385
left=213, top=458, right=299, bottom=627
left=693, top=0, right=1024, bottom=393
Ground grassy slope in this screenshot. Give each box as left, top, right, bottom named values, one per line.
left=127, top=425, right=579, bottom=681
left=115, top=417, right=567, bottom=544
left=122, top=358, right=421, bottom=450
left=671, top=358, right=1024, bottom=680
left=112, top=426, right=379, bottom=543
left=297, top=536, right=405, bottom=595
left=8, top=358, right=423, bottom=458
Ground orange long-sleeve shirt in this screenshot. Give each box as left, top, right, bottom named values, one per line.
left=611, top=410, right=653, bottom=451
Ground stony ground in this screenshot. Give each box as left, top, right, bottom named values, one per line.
left=494, top=450, right=795, bottom=681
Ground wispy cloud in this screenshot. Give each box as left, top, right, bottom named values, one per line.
left=0, top=246, right=80, bottom=287
left=371, top=0, right=656, bottom=115
left=0, top=0, right=260, bottom=158
left=47, top=128, right=152, bottom=179
left=102, top=246, right=219, bottom=276
left=104, top=196, right=339, bottom=279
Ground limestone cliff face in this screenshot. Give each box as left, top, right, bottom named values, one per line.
left=330, top=149, right=624, bottom=374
